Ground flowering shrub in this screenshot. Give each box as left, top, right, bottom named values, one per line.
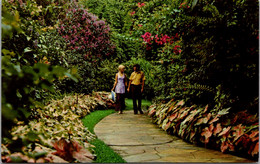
left=141, top=32, right=181, bottom=58
left=58, top=7, right=115, bottom=63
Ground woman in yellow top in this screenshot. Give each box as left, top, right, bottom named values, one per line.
left=127, top=64, right=145, bottom=114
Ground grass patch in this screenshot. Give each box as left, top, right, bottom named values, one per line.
left=82, top=109, right=126, bottom=163
left=90, top=139, right=126, bottom=163
left=82, top=110, right=115, bottom=134
left=81, top=99, right=151, bottom=163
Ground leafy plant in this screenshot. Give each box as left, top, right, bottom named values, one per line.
left=148, top=99, right=259, bottom=160
left=2, top=92, right=114, bottom=163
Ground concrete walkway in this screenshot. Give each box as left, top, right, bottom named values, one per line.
left=94, top=110, right=255, bottom=163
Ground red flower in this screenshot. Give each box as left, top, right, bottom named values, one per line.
left=141, top=32, right=152, bottom=43
left=173, top=45, right=182, bottom=54
left=130, top=11, right=135, bottom=16
left=175, top=33, right=179, bottom=39
left=138, top=2, right=145, bottom=8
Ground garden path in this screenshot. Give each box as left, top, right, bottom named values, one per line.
left=94, top=110, right=255, bottom=163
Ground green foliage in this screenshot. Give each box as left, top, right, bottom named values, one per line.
left=2, top=44, right=77, bottom=140
left=123, top=58, right=155, bottom=100
left=95, top=60, right=119, bottom=91
left=110, top=32, right=144, bottom=62
left=1, top=0, right=78, bottom=151
left=177, top=0, right=259, bottom=111
left=81, top=0, right=133, bottom=33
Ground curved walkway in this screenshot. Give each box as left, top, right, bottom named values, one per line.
left=94, top=110, right=254, bottom=163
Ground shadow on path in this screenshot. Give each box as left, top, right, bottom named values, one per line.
left=95, top=110, right=254, bottom=163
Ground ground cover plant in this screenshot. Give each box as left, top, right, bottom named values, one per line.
left=148, top=99, right=259, bottom=160
left=1, top=92, right=115, bottom=163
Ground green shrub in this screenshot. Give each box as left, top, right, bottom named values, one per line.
left=123, top=58, right=155, bottom=100
left=1, top=0, right=78, bottom=141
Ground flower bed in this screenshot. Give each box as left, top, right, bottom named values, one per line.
left=1, top=92, right=115, bottom=163
left=148, top=99, right=259, bottom=160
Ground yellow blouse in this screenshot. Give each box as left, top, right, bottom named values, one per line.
left=129, top=71, right=146, bottom=85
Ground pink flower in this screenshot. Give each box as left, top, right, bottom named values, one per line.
left=138, top=24, right=143, bottom=27
left=138, top=2, right=145, bottom=8
left=161, top=34, right=170, bottom=44
left=130, top=11, right=135, bottom=16
left=141, top=32, right=152, bottom=43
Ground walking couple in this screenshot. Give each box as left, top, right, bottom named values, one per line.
left=111, top=64, right=146, bottom=114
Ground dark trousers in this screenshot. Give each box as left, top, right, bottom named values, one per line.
left=131, top=84, right=142, bottom=114
left=115, top=93, right=125, bottom=112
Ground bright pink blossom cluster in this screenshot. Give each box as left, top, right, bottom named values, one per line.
left=141, top=32, right=181, bottom=54
left=138, top=2, right=145, bottom=8
left=58, top=8, right=115, bottom=62
left=155, top=34, right=170, bottom=45
left=142, top=32, right=180, bottom=45
left=141, top=32, right=153, bottom=44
